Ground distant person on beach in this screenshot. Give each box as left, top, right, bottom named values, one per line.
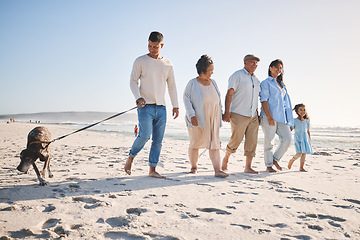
left=134, top=125, right=138, bottom=137
left=124, top=31, right=179, bottom=179
left=288, top=103, right=313, bottom=172
left=183, top=55, right=229, bottom=178
left=260, top=59, right=293, bottom=172
left=221, top=54, right=261, bottom=174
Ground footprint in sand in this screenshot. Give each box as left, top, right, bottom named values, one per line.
left=42, top=218, right=61, bottom=229
left=230, top=223, right=252, bottom=229
left=42, top=204, right=56, bottom=212
left=126, top=208, right=148, bottom=216
left=196, top=208, right=231, bottom=215
left=9, top=229, right=35, bottom=238
left=105, top=217, right=130, bottom=227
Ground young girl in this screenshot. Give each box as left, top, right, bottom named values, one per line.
left=288, top=103, right=313, bottom=171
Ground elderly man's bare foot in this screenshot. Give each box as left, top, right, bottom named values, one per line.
left=244, top=168, right=259, bottom=174
left=266, top=167, right=277, bottom=173
left=288, top=159, right=295, bottom=169
left=300, top=168, right=307, bottom=172
left=221, top=159, right=229, bottom=171
left=124, top=156, right=134, bottom=175
left=215, top=170, right=229, bottom=178
left=189, top=167, right=197, bottom=174
left=273, top=160, right=283, bottom=171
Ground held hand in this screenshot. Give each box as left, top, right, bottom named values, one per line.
left=268, top=117, right=275, bottom=126
left=136, top=98, right=146, bottom=108
left=191, top=116, right=199, bottom=126
left=173, top=108, right=179, bottom=119
left=222, top=112, right=230, bottom=122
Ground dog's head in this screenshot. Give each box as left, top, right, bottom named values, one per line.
left=17, top=149, right=37, bottom=172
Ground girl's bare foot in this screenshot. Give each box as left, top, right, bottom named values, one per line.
left=244, top=168, right=259, bottom=174
left=273, top=160, right=283, bottom=171
left=300, top=168, right=307, bottom=172
left=215, top=170, right=229, bottom=178
left=266, top=167, right=277, bottom=172
left=189, top=167, right=197, bottom=174
left=288, top=159, right=295, bottom=169
left=124, top=156, right=134, bottom=175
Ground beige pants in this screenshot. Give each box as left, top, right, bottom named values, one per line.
left=292, top=152, right=307, bottom=163
left=226, top=113, right=259, bottom=157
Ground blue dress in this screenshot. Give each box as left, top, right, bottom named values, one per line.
left=293, top=118, right=313, bottom=154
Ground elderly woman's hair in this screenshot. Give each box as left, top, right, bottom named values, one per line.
left=148, top=31, right=164, bottom=43
left=196, top=55, right=213, bottom=75
left=268, top=59, right=284, bottom=84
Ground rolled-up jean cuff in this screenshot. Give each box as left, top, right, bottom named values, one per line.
left=149, top=163, right=157, bottom=167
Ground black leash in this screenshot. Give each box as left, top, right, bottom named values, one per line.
left=34, top=106, right=138, bottom=148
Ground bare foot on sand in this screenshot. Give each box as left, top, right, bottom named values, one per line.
left=189, top=167, right=197, bottom=174
left=149, top=171, right=166, bottom=179
left=149, top=167, right=166, bottom=179
left=288, top=159, right=295, bottom=169
left=266, top=167, right=277, bottom=173
left=273, top=160, right=283, bottom=171
left=300, top=168, right=307, bottom=172
left=244, top=168, right=259, bottom=174
left=221, top=157, right=229, bottom=171
left=215, top=170, right=229, bottom=178
left=124, top=156, right=134, bottom=175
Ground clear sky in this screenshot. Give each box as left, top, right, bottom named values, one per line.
left=1, top=0, right=359, bottom=127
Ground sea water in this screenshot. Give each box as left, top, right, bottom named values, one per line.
left=2, top=112, right=360, bottom=150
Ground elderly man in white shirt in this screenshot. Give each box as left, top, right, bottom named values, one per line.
left=124, top=31, right=179, bottom=179
left=222, top=54, right=261, bottom=174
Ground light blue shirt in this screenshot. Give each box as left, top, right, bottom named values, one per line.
left=260, top=76, right=293, bottom=126
left=228, top=68, right=260, bottom=117
left=183, top=78, right=222, bottom=128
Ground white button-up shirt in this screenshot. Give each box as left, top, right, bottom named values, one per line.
left=228, top=68, right=260, bottom=117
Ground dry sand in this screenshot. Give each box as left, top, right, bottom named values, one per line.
left=1, top=122, right=359, bottom=239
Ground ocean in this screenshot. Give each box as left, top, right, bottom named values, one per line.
left=1, top=111, right=359, bottom=150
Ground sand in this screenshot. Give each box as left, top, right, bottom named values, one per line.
left=0, top=122, right=359, bottom=239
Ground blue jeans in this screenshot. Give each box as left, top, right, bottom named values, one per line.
left=261, top=116, right=291, bottom=167
left=129, top=104, right=167, bottom=167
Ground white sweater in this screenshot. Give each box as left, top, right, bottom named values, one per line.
left=129, top=54, right=179, bottom=108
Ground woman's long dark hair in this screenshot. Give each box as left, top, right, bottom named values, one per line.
left=268, top=59, right=284, bottom=85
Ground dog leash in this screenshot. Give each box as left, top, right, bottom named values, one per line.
left=30, top=106, right=138, bottom=148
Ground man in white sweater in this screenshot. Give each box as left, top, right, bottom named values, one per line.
left=124, top=31, right=179, bottom=178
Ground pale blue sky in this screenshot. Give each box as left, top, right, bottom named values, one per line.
left=1, top=0, right=359, bottom=127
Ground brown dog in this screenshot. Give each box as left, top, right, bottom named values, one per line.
left=17, top=127, right=53, bottom=186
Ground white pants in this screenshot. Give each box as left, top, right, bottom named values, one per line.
left=261, top=116, right=291, bottom=167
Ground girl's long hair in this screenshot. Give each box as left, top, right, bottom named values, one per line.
left=268, top=59, right=284, bottom=86
left=293, top=103, right=309, bottom=120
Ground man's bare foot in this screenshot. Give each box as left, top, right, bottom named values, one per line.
left=273, top=160, right=283, bottom=171
left=189, top=167, right=197, bottom=174
left=215, top=170, right=229, bottom=178
left=288, top=159, right=295, bottom=169
left=244, top=168, right=259, bottom=174
left=149, top=167, right=166, bottom=179
left=300, top=168, right=307, bottom=172
left=266, top=167, right=277, bottom=172
left=221, top=158, right=229, bottom=171
left=124, top=156, right=134, bottom=175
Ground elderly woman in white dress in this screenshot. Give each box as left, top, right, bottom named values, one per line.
left=183, top=55, right=229, bottom=178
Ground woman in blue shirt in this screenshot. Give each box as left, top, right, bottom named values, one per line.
left=260, top=59, right=293, bottom=172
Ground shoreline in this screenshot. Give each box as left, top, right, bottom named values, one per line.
left=1, top=122, right=359, bottom=239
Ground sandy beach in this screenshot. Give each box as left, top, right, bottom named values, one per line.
left=1, top=122, right=359, bottom=239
